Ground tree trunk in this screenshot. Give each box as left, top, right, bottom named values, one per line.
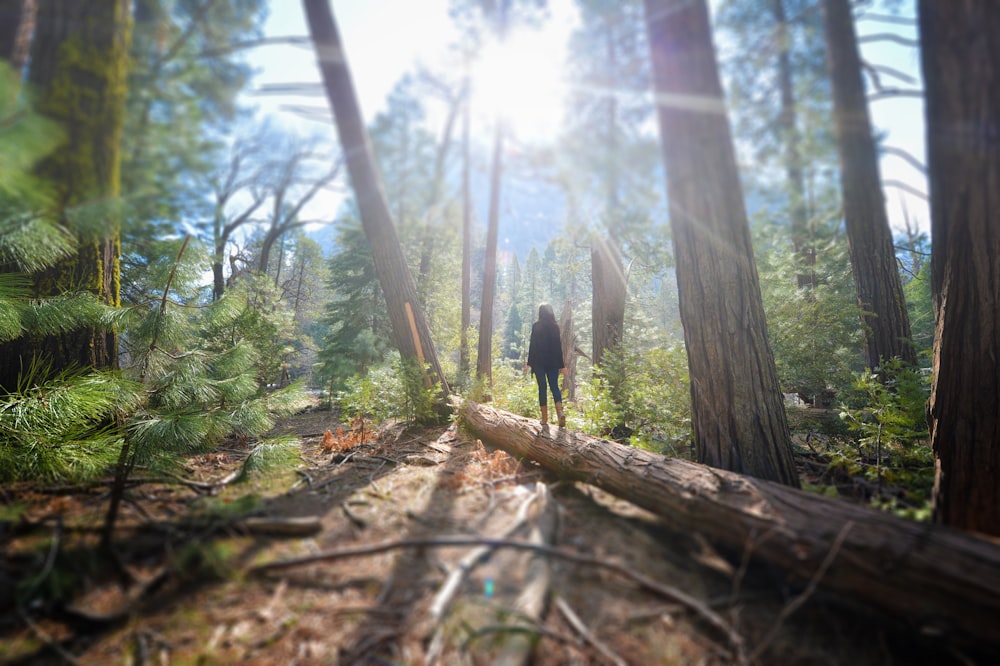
left=0, top=0, right=34, bottom=73
left=459, top=399, right=1000, bottom=656
left=643, top=0, right=799, bottom=486
left=590, top=235, right=626, bottom=370
left=919, top=1, right=1000, bottom=536
left=772, top=0, right=813, bottom=290
left=0, top=0, right=130, bottom=391
left=303, top=0, right=450, bottom=400
left=822, top=0, right=916, bottom=370
left=416, top=81, right=462, bottom=305
left=476, top=121, right=504, bottom=386
left=460, top=85, right=472, bottom=388
left=559, top=300, right=576, bottom=401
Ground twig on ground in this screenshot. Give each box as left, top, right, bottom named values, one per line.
left=249, top=534, right=745, bottom=662
left=18, top=606, right=80, bottom=665
left=342, top=501, right=367, bottom=529
left=555, top=595, right=627, bottom=666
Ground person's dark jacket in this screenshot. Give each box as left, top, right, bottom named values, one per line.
left=527, top=320, right=564, bottom=370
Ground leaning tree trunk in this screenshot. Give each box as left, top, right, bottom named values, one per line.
left=920, top=1, right=1000, bottom=536
left=822, top=0, right=916, bottom=370
left=643, top=0, right=799, bottom=486
left=459, top=399, right=1000, bottom=657
left=0, top=0, right=130, bottom=391
left=303, top=0, right=450, bottom=400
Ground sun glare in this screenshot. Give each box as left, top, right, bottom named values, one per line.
left=471, top=28, right=568, bottom=142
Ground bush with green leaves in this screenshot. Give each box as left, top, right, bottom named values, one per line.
left=577, top=343, right=692, bottom=456
left=836, top=358, right=934, bottom=517
left=336, top=353, right=442, bottom=425
left=754, top=218, right=864, bottom=404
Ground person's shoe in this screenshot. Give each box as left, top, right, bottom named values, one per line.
left=555, top=402, right=566, bottom=427
left=540, top=405, right=549, bottom=425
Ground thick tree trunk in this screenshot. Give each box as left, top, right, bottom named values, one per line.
left=476, top=121, right=504, bottom=386
left=919, top=1, right=1000, bottom=536
left=0, top=0, right=129, bottom=391
left=822, top=0, right=915, bottom=370
left=643, top=0, right=799, bottom=486
left=459, top=399, right=1000, bottom=656
left=303, top=0, right=450, bottom=400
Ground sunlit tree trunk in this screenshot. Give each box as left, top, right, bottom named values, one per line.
left=920, top=0, right=1000, bottom=536
left=0, top=0, right=131, bottom=392
left=643, top=0, right=799, bottom=486
left=822, top=0, right=915, bottom=369
left=476, top=121, right=504, bottom=387
left=302, top=0, right=450, bottom=401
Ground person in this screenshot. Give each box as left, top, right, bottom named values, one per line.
left=525, top=303, right=567, bottom=427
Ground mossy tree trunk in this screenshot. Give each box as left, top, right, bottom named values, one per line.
left=920, top=1, right=1000, bottom=536
left=0, top=0, right=130, bottom=391
left=643, top=0, right=799, bottom=486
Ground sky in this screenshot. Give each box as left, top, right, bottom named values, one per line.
left=245, top=1, right=929, bottom=236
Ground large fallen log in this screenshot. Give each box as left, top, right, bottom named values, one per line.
left=459, top=400, right=1000, bottom=656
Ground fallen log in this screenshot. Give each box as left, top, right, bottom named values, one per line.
left=459, top=399, right=1000, bottom=657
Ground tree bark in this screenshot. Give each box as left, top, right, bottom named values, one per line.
left=302, top=0, right=450, bottom=400
left=919, top=1, right=1000, bottom=536
left=643, top=0, right=799, bottom=486
left=822, top=0, right=916, bottom=369
left=476, top=121, right=504, bottom=386
left=559, top=300, right=576, bottom=401
left=0, top=0, right=35, bottom=73
left=459, top=399, right=1000, bottom=656
left=590, top=235, right=625, bottom=370
left=772, top=0, right=814, bottom=290
left=460, top=83, right=472, bottom=388
left=0, top=0, right=130, bottom=391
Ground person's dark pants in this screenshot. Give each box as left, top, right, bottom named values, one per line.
left=534, top=367, right=562, bottom=406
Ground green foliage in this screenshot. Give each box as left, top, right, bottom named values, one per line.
left=578, top=343, right=692, bottom=455
left=833, top=358, right=935, bottom=517
left=840, top=358, right=930, bottom=451
left=337, top=355, right=442, bottom=425
left=755, top=218, right=864, bottom=402
left=316, top=217, right=392, bottom=392
left=488, top=364, right=539, bottom=418
left=0, top=366, right=142, bottom=482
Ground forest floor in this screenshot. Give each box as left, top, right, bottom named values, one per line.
left=0, top=406, right=974, bottom=665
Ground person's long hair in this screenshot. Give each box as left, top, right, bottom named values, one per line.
left=537, top=303, right=556, bottom=325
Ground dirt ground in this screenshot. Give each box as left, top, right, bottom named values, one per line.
left=0, top=409, right=976, bottom=665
